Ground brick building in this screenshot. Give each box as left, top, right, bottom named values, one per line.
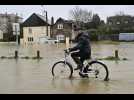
left=51, top=17, right=76, bottom=42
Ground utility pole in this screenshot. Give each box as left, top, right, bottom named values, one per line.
left=41, top=5, right=48, bottom=37
left=15, top=25, right=19, bottom=45
left=51, top=17, right=54, bottom=38
left=46, top=11, right=48, bottom=36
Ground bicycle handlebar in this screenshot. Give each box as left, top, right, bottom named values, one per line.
left=64, top=49, right=70, bottom=54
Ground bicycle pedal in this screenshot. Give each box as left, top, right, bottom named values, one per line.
left=87, top=69, right=92, bottom=72
left=83, top=69, right=92, bottom=73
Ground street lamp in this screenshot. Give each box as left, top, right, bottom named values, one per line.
left=41, top=5, right=48, bottom=36
left=45, top=10, right=48, bottom=36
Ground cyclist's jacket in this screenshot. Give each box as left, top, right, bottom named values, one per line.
left=69, top=32, right=91, bottom=58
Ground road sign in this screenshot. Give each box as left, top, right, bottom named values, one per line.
left=12, top=23, right=20, bottom=45
left=12, top=23, right=20, bottom=35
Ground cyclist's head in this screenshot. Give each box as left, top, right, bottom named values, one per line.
left=74, top=32, right=83, bottom=42
left=75, top=31, right=90, bottom=42
left=82, top=32, right=90, bottom=40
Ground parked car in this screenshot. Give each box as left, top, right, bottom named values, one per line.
left=39, top=37, right=59, bottom=44
left=44, top=38, right=59, bottom=44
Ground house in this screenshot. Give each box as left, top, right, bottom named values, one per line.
left=51, top=17, right=76, bottom=42
left=0, top=13, right=23, bottom=41
left=107, top=15, right=134, bottom=33
left=22, top=13, right=51, bottom=44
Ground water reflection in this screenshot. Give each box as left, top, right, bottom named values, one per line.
left=73, top=79, right=91, bottom=94
left=51, top=78, right=74, bottom=88
left=51, top=77, right=111, bottom=94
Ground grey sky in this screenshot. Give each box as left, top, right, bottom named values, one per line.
left=0, top=5, right=134, bottom=22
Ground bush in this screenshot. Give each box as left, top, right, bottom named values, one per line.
left=90, top=32, right=98, bottom=41
left=86, top=29, right=99, bottom=41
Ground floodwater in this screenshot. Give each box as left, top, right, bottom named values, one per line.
left=0, top=41, right=134, bottom=94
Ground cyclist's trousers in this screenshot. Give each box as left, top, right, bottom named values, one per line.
left=71, top=51, right=90, bottom=70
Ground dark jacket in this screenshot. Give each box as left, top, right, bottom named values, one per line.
left=69, top=32, right=91, bottom=57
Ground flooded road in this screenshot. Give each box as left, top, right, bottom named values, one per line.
left=0, top=41, right=134, bottom=94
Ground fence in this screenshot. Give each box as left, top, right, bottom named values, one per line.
left=98, top=34, right=119, bottom=41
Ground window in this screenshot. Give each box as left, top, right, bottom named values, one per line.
left=56, top=35, right=64, bottom=40
left=57, top=24, right=63, bottom=29
left=28, top=28, right=32, bottom=34
left=125, top=21, right=128, bottom=24
left=27, top=37, right=34, bottom=42
left=116, top=21, right=120, bottom=25
left=32, top=37, right=34, bottom=41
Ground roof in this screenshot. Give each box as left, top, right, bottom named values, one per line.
left=22, top=13, right=50, bottom=27
left=107, top=15, right=134, bottom=20
left=55, top=17, right=74, bottom=24
left=36, top=14, right=51, bottom=24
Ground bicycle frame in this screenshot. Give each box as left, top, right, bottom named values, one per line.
left=64, top=51, right=67, bottom=66
left=64, top=50, right=90, bottom=69
left=64, top=50, right=70, bottom=65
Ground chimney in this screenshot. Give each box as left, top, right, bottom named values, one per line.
left=51, top=16, right=54, bottom=25
left=50, top=16, right=54, bottom=38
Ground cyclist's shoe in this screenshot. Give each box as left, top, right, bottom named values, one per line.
left=83, top=67, right=92, bottom=73
left=83, top=68, right=88, bottom=73
left=87, top=69, right=92, bottom=71
left=79, top=72, right=89, bottom=78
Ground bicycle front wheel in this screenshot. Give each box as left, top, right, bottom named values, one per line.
left=87, top=61, right=109, bottom=81
left=52, top=61, right=73, bottom=78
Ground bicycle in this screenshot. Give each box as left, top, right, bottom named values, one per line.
left=52, top=49, right=109, bottom=81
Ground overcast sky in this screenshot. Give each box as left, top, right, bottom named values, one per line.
left=0, top=5, right=134, bottom=22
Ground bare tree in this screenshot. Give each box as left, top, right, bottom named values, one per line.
left=69, top=6, right=92, bottom=23
left=116, top=11, right=125, bottom=16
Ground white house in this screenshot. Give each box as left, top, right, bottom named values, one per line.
left=119, top=33, right=134, bottom=41
left=0, top=30, right=3, bottom=39
left=22, top=13, right=51, bottom=44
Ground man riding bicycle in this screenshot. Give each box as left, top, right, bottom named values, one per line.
left=68, top=31, right=91, bottom=78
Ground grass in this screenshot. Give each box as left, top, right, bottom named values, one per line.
left=31, top=56, right=43, bottom=59
left=99, top=40, right=119, bottom=44
left=21, top=56, right=30, bottom=59
left=0, top=56, right=43, bottom=60
left=0, top=56, right=7, bottom=59
left=97, top=56, right=128, bottom=61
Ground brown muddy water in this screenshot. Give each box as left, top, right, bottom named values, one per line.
left=0, top=41, right=134, bottom=94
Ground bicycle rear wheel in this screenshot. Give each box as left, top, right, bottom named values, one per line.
left=52, top=61, right=73, bottom=78
left=86, top=61, right=109, bottom=81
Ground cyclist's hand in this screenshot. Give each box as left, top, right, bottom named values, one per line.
left=64, top=49, right=70, bottom=54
